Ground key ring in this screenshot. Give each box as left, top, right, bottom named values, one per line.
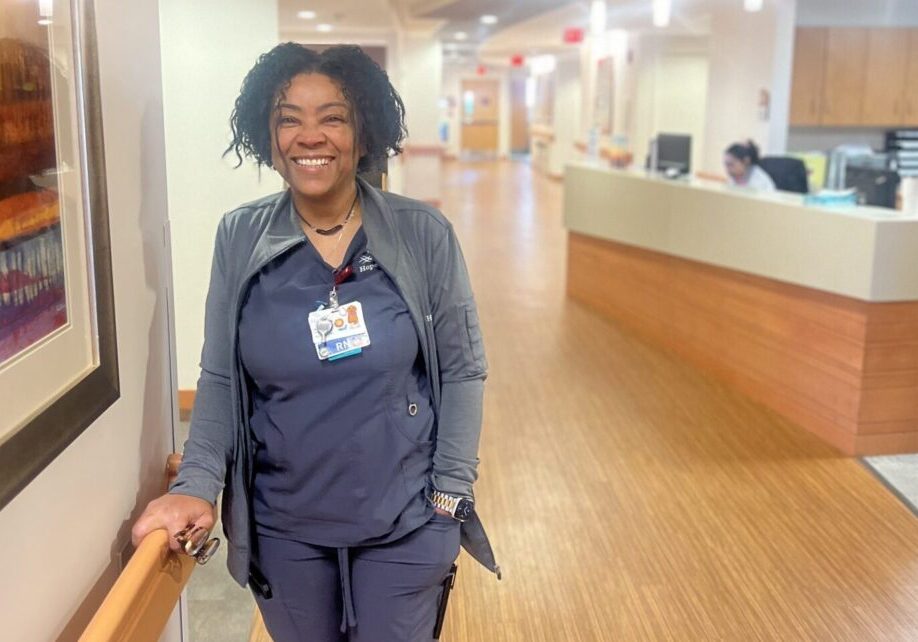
left=174, top=524, right=220, bottom=565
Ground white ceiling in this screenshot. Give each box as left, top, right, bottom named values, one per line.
left=278, top=0, right=918, bottom=63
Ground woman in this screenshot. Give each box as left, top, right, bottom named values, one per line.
left=724, top=140, right=776, bottom=192
left=132, top=43, right=498, bottom=641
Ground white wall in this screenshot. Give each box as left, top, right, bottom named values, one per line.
left=160, top=0, right=281, bottom=391
left=394, top=32, right=443, bottom=203
left=701, top=0, right=796, bottom=174
left=549, top=55, right=583, bottom=177
left=629, top=35, right=710, bottom=173
left=0, top=0, right=178, bottom=639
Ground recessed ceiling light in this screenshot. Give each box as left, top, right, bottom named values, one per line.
left=316, top=23, right=333, bottom=32
left=454, top=32, right=468, bottom=40
left=744, top=0, right=763, bottom=11
left=480, top=15, right=498, bottom=25
left=653, top=0, right=671, bottom=27
left=37, top=18, right=52, bottom=25
left=297, top=10, right=317, bottom=19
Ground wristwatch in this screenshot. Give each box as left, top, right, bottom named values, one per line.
left=430, top=490, right=474, bottom=522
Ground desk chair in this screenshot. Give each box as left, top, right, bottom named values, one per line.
left=759, top=156, right=809, bottom=194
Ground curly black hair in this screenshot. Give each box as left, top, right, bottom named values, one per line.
left=225, top=43, right=407, bottom=173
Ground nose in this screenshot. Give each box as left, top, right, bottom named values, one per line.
left=295, top=120, right=326, bottom=147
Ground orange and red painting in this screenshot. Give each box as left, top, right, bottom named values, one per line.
left=0, top=30, right=66, bottom=364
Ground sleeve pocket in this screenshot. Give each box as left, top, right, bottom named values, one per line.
left=463, top=305, right=488, bottom=374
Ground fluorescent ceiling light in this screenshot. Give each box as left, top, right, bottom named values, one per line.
left=39, top=0, right=52, bottom=17
left=653, top=0, right=671, bottom=27
left=37, top=18, right=52, bottom=26
left=744, top=0, right=763, bottom=11
left=297, top=10, right=317, bottom=20
left=590, top=1, right=607, bottom=36
left=454, top=31, right=468, bottom=40
left=316, top=23, right=333, bottom=32
left=481, top=15, right=498, bottom=25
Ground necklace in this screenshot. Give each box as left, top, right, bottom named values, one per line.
left=295, top=193, right=359, bottom=236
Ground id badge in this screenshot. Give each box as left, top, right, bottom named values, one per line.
left=307, top=301, right=371, bottom=361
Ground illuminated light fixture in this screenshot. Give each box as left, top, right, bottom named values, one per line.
left=316, top=23, right=333, bottom=32
left=590, top=0, right=607, bottom=36
left=481, top=15, right=498, bottom=25
left=653, top=0, right=671, bottom=27
left=454, top=31, right=468, bottom=40
left=297, top=10, right=317, bottom=19
left=39, top=0, right=52, bottom=17
left=37, top=18, right=52, bottom=26
left=744, top=0, right=763, bottom=11
left=529, top=54, right=556, bottom=75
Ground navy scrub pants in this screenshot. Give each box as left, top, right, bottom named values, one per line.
left=252, top=513, right=461, bottom=641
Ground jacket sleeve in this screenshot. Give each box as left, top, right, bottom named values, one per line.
left=428, top=223, right=488, bottom=499
left=169, top=218, right=235, bottom=505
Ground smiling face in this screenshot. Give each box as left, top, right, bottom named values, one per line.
left=723, top=152, right=750, bottom=183
left=270, top=73, right=360, bottom=207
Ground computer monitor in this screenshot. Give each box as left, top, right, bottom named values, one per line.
left=656, top=133, right=692, bottom=176
left=844, top=166, right=900, bottom=209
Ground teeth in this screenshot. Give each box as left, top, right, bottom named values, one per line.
left=295, top=157, right=330, bottom=167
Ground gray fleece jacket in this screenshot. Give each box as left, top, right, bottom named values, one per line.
left=169, top=177, right=500, bottom=587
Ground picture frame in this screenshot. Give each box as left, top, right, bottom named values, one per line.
left=0, top=0, right=118, bottom=510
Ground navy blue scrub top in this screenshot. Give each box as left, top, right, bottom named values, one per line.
left=238, top=225, right=435, bottom=547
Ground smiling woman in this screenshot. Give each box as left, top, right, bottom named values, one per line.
left=131, top=43, right=499, bottom=642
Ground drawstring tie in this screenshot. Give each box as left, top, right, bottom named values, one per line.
left=337, top=547, right=358, bottom=633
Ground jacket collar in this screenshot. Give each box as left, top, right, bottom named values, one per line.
left=255, top=176, right=401, bottom=276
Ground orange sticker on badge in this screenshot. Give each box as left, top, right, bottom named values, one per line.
left=347, top=305, right=358, bottom=325
left=334, top=318, right=345, bottom=329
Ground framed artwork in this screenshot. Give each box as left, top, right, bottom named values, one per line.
left=0, top=0, right=118, bottom=509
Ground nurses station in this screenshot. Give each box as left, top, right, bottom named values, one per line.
left=565, top=163, right=918, bottom=456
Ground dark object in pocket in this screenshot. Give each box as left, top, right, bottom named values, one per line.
left=433, top=563, right=458, bottom=639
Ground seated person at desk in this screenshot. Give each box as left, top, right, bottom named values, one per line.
left=724, top=140, right=776, bottom=192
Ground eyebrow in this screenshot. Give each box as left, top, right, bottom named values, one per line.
left=275, top=101, right=349, bottom=113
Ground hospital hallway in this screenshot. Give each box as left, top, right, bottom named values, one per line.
left=435, top=159, right=918, bottom=641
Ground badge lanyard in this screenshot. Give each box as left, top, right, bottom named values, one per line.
left=308, top=247, right=371, bottom=361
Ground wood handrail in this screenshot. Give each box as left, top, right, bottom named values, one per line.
left=79, top=454, right=195, bottom=642
left=79, top=529, right=195, bottom=642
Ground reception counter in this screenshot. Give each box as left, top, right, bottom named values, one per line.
left=564, top=162, right=918, bottom=455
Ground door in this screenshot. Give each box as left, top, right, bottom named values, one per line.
left=509, top=75, right=529, bottom=154
left=460, top=79, right=500, bottom=154
left=821, top=28, right=868, bottom=126
left=789, top=28, right=826, bottom=126
left=861, top=29, right=909, bottom=126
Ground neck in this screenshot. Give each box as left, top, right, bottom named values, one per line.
left=293, top=182, right=359, bottom=225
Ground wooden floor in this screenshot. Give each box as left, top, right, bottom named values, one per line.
left=439, top=160, right=918, bottom=641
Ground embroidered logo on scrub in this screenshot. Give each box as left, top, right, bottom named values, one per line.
left=356, top=252, right=378, bottom=274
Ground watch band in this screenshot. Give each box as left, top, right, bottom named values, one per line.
left=430, top=490, right=461, bottom=515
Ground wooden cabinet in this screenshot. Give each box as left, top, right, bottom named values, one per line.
left=821, top=29, right=868, bottom=126
left=789, top=29, right=826, bottom=126
left=862, top=29, right=910, bottom=126
left=789, top=27, right=918, bottom=127
left=905, top=30, right=918, bottom=124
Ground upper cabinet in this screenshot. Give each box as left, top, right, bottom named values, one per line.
left=904, top=30, right=918, bottom=124
left=821, top=29, right=868, bottom=126
left=789, top=27, right=918, bottom=127
left=789, top=29, right=826, bottom=126
left=861, top=29, right=910, bottom=126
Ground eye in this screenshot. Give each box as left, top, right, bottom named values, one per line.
left=278, top=115, right=299, bottom=125
left=325, top=115, right=347, bottom=124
